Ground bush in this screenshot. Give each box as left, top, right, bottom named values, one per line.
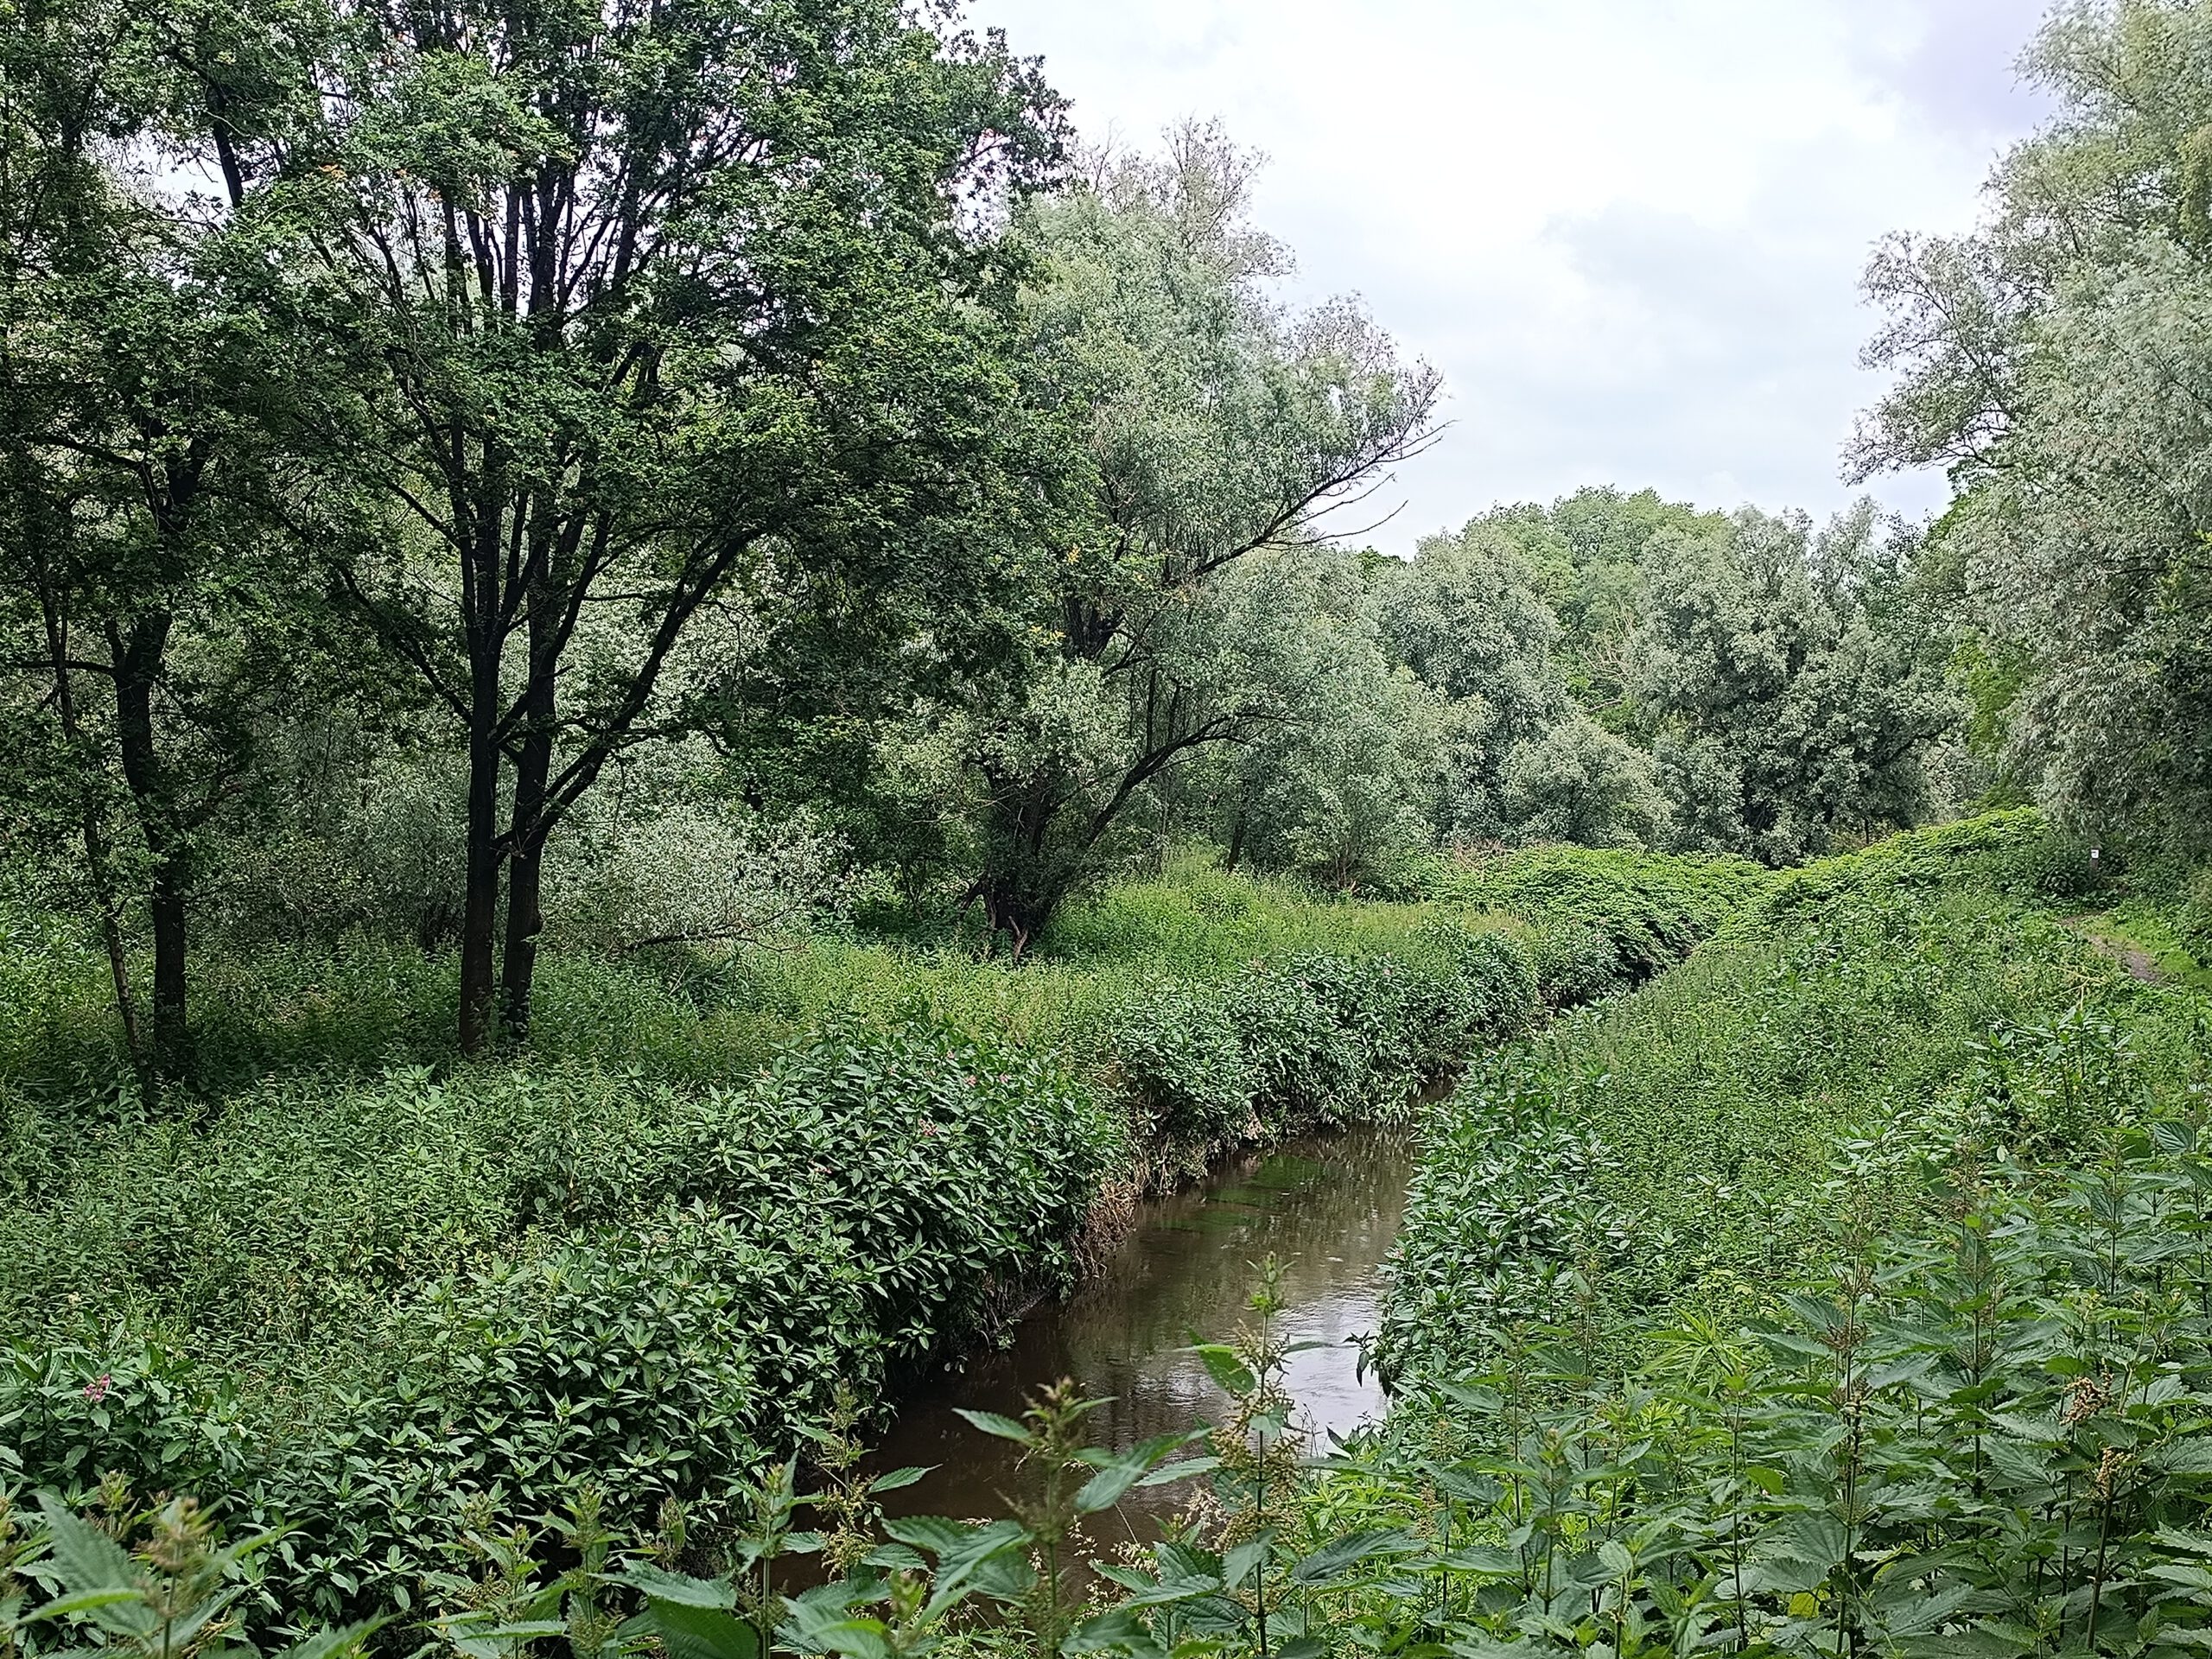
left=1, top=1026, right=1117, bottom=1623
left=1378, top=810, right=2197, bottom=1388
left=2178, top=864, right=2212, bottom=964
left=1105, top=924, right=1549, bottom=1163
left=1433, top=843, right=1770, bottom=993
left=0, top=844, right=1766, bottom=1632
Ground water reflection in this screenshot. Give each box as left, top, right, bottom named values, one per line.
left=863, top=1122, right=1415, bottom=1554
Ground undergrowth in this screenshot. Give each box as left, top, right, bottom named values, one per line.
left=0, top=846, right=1755, bottom=1634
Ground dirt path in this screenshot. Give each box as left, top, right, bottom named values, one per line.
left=2066, top=913, right=2164, bottom=982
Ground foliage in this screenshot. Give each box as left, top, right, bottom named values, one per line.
left=1857, top=0, right=2212, bottom=855
left=1378, top=814, right=2197, bottom=1387
left=1306, top=1122, right=2212, bottom=1656
left=2177, top=868, right=2212, bottom=968
left=958, top=124, right=1442, bottom=950
left=1629, top=503, right=1961, bottom=864
left=1427, top=843, right=1771, bottom=1001
left=0, top=1485, right=378, bottom=1659
left=1179, top=550, right=1446, bottom=893
left=0, top=1026, right=1114, bottom=1624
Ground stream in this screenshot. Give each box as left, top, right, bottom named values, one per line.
left=862, top=1122, right=1416, bottom=1556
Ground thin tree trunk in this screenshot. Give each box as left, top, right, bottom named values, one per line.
left=34, top=571, right=154, bottom=1104
left=457, top=461, right=509, bottom=1058
left=459, top=674, right=505, bottom=1058
left=499, top=734, right=550, bottom=1041
left=499, top=515, right=558, bottom=1042
left=499, top=828, right=544, bottom=1039
left=110, top=613, right=188, bottom=1075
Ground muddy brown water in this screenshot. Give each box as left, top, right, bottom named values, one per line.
left=858, top=1121, right=1418, bottom=1559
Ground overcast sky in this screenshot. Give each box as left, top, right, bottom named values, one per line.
left=963, top=0, right=2056, bottom=553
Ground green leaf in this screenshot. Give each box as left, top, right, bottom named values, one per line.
left=272, top=1620, right=386, bottom=1659
left=951, top=1409, right=1032, bottom=1445
left=607, top=1566, right=737, bottom=1610
left=639, top=1599, right=760, bottom=1659
left=2160, top=1437, right=2212, bottom=1475
left=1135, top=1456, right=1219, bottom=1487
left=34, top=1493, right=132, bottom=1594
left=1289, top=1529, right=1416, bottom=1585
left=865, top=1465, right=930, bottom=1494
left=1223, top=1533, right=1273, bottom=1593
left=1192, top=1345, right=1257, bottom=1398
left=1077, top=1432, right=1200, bottom=1514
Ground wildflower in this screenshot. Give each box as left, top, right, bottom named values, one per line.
left=83, top=1373, right=111, bottom=1403
left=918, top=1121, right=939, bottom=1137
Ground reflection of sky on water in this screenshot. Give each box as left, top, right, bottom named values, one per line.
left=863, top=1123, right=1416, bottom=1548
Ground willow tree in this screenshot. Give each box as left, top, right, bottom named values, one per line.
left=1856, top=0, right=2212, bottom=849
left=963, top=125, right=1441, bottom=953
left=238, top=0, right=1065, bottom=1050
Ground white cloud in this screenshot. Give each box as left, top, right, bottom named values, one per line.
left=964, top=0, right=2054, bottom=548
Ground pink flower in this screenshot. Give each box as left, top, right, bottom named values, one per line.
left=83, top=1374, right=111, bottom=1403
left=918, top=1121, right=939, bottom=1137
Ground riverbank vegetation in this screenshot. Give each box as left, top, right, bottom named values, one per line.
left=10, top=0, right=2212, bottom=1655
left=0, top=845, right=1753, bottom=1628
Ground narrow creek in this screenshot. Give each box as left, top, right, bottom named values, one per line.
left=862, top=1121, right=1417, bottom=1555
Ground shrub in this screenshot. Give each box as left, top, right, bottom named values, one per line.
left=2178, top=864, right=2212, bottom=964
left=1378, top=810, right=2196, bottom=1389
left=0, top=1026, right=1117, bottom=1623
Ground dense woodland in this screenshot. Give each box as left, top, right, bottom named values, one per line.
left=5, top=1, right=2212, bottom=1656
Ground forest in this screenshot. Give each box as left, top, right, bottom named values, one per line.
left=4, top=0, right=2212, bottom=1655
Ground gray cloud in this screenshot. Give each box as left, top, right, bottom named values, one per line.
left=1850, top=0, right=2057, bottom=141
left=965, top=0, right=2046, bottom=544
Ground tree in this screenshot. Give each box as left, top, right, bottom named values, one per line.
left=231, top=0, right=1067, bottom=1049
left=1856, top=0, right=2212, bottom=852
left=1627, top=505, right=1957, bottom=862
left=1178, top=547, right=1443, bottom=891
left=959, top=124, right=1440, bottom=953
left=1498, top=711, right=1666, bottom=849
left=0, top=0, right=322, bottom=1092
left=1376, top=520, right=1565, bottom=844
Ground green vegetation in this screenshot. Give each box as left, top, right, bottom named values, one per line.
left=0, top=849, right=1750, bottom=1633
left=9, top=0, right=2212, bottom=1656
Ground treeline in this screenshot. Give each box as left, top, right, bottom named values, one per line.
left=10, top=0, right=2210, bottom=1106
left=0, top=0, right=1983, bottom=1107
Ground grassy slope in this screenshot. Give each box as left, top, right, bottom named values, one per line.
left=1381, top=809, right=2210, bottom=1379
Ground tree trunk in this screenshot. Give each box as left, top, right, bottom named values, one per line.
left=31, top=564, right=154, bottom=1106
left=499, top=520, right=558, bottom=1042
left=500, top=832, right=544, bottom=1039
left=110, top=613, right=188, bottom=1076
left=459, top=680, right=504, bottom=1058
left=500, top=714, right=551, bottom=1042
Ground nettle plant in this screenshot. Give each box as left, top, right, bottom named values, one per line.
left=1312, top=1123, right=2212, bottom=1657
left=30, top=1134, right=2212, bottom=1659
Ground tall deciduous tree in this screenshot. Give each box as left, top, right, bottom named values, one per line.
left=1857, top=0, right=2212, bottom=851
left=1627, top=505, right=1957, bottom=862
left=242, top=0, right=1065, bottom=1049
left=0, top=0, right=321, bottom=1092
left=963, top=125, right=1441, bottom=951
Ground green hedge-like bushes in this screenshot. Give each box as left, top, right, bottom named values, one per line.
left=1108, top=925, right=1541, bottom=1160
left=1431, top=844, right=1770, bottom=997
left=2177, top=865, right=2212, bottom=965
left=1, top=1026, right=1116, bottom=1622
left=1377, top=814, right=2202, bottom=1391
left=0, top=849, right=1762, bottom=1630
